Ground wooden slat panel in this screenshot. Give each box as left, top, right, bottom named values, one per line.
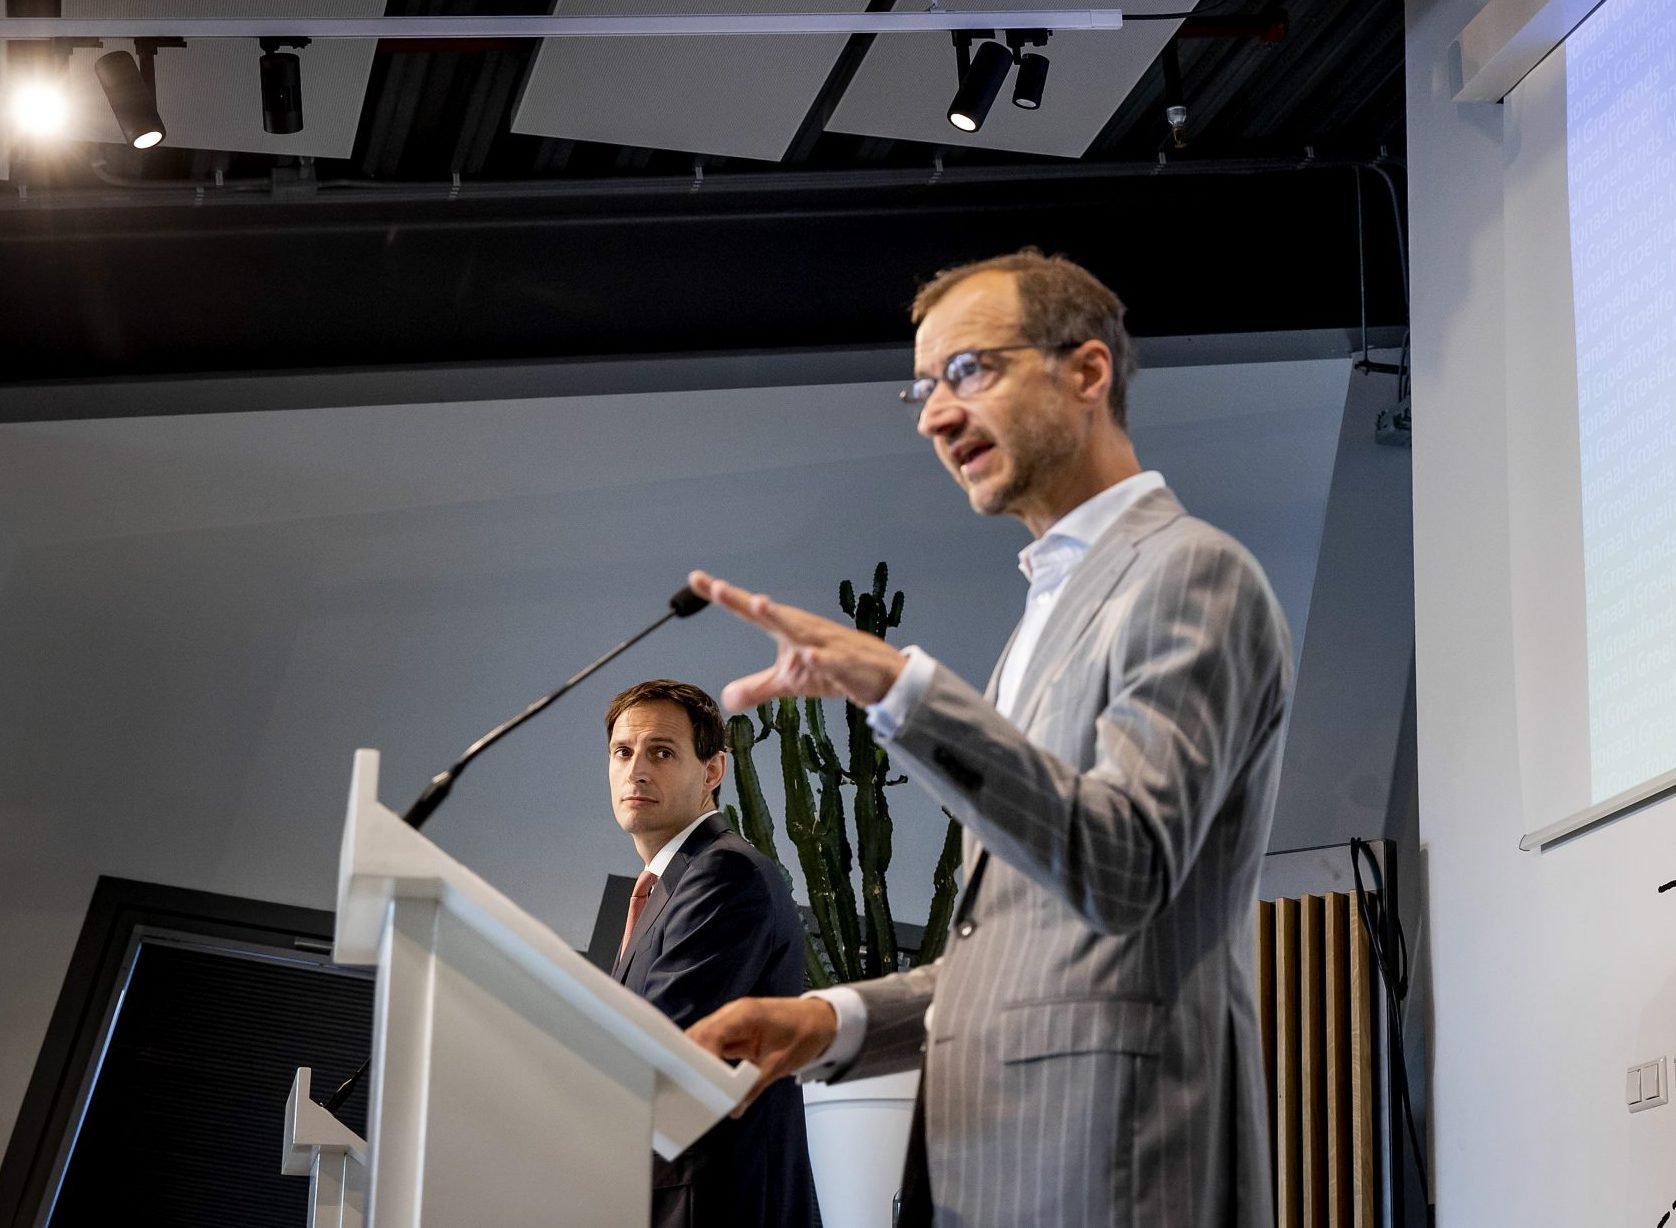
left=1347, top=895, right=1378, bottom=1227
left=1274, top=896, right=1302, bottom=1228
left=1258, top=898, right=1278, bottom=1205
left=1300, top=895, right=1328, bottom=1228
left=1324, top=893, right=1353, bottom=1228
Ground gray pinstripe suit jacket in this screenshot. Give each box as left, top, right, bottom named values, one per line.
left=840, top=485, right=1291, bottom=1228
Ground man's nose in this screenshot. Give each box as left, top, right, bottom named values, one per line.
left=916, top=384, right=965, bottom=439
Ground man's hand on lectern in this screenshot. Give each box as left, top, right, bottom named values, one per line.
left=686, top=996, right=839, bottom=1116
left=686, top=570, right=906, bottom=711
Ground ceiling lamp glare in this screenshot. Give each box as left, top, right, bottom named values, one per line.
left=9, top=77, right=72, bottom=140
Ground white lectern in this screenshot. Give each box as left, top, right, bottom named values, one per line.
left=332, top=749, right=757, bottom=1227
left=283, top=1067, right=368, bottom=1228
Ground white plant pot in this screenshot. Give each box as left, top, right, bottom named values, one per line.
left=802, top=1068, right=919, bottom=1228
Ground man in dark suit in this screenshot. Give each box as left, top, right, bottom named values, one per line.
left=605, top=679, right=820, bottom=1228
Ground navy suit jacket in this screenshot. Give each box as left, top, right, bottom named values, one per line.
left=614, top=812, right=821, bottom=1228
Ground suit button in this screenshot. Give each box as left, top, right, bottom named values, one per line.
left=958, top=922, right=976, bottom=938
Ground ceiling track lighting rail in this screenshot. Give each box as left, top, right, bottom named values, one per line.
left=0, top=12, right=1126, bottom=40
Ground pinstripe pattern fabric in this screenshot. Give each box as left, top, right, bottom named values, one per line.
left=840, top=486, right=1291, bottom=1228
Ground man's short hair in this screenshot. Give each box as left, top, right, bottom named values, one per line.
left=604, top=679, right=727, bottom=804
left=910, top=247, right=1140, bottom=429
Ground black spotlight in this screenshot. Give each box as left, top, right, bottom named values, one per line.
left=1012, top=52, right=1049, bottom=110
left=948, top=40, right=1013, bottom=133
left=94, top=50, right=165, bottom=149
left=258, top=37, right=309, bottom=135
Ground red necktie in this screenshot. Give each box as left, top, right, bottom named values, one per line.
left=617, top=869, right=658, bottom=964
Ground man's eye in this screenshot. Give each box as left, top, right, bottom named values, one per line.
left=946, top=353, right=983, bottom=382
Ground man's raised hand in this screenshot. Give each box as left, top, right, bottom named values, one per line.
left=687, top=570, right=906, bottom=710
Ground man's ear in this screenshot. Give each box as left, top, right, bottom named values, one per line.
left=1068, top=339, right=1114, bottom=408
left=705, top=751, right=727, bottom=800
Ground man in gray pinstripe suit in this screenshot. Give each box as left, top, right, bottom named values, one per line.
left=687, top=250, right=1291, bottom=1227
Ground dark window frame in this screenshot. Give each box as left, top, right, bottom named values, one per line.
left=0, top=876, right=350, bottom=1228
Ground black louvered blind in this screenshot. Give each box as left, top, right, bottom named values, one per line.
left=48, top=942, right=373, bottom=1228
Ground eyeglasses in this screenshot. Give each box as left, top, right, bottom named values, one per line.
left=899, top=342, right=1080, bottom=407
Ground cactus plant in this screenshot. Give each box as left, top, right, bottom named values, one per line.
left=723, top=563, right=964, bottom=988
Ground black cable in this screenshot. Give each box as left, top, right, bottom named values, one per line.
left=322, top=1058, right=368, bottom=1115
left=1366, top=160, right=1410, bottom=398
left=1349, top=837, right=1433, bottom=1221
left=1354, top=167, right=1369, bottom=366
left=1366, top=161, right=1410, bottom=310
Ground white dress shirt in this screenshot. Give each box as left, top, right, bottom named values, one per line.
left=800, top=470, right=1166, bottom=1078
left=646, top=807, right=721, bottom=877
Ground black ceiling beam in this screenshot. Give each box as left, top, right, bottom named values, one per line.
left=781, top=0, right=898, bottom=166
left=1178, top=7, right=1289, bottom=42
left=0, top=166, right=1406, bottom=387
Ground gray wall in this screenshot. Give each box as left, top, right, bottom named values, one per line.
left=1271, top=359, right=1415, bottom=852
left=0, top=354, right=1356, bottom=1148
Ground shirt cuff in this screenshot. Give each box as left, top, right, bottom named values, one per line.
left=795, top=986, right=867, bottom=1083
left=865, top=646, right=936, bottom=741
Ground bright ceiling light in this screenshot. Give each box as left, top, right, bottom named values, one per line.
left=10, top=78, right=71, bottom=140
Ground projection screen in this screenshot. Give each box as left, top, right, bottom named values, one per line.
left=1504, top=0, right=1676, bottom=847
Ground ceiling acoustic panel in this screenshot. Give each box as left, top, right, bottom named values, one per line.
left=60, top=1, right=382, bottom=159
left=827, top=0, right=1188, bottom=158
left=511, top=0, right=872, bottom=163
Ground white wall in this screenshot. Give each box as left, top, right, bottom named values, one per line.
left=1407, top=0, right=1676, bottom=1223
left=0, top=355, right=1350, bottom=1148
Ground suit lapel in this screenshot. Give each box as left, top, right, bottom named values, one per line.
left=985, top=618, right=1023, bottom=704
left=1008, top=486, right=1185, bottom=735
left=966, top=620, right=1027, bottom=872
left=957, top=487, right=1184, bottom=906
left=612, top=812, right=728, bottom=982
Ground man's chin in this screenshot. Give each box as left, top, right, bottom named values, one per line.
left=968, top=484, right=1015, bottom=519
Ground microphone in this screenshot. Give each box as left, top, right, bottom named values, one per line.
left=401, top=585, right=708, bottom=830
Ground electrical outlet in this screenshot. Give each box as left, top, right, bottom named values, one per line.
left=1629, top=1056, right=1668, bottom=1113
